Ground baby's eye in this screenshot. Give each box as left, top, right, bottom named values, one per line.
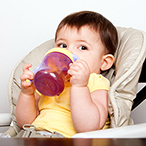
left=59, top=44, right=67, bottom=48
left=78, top=46, right=87, bottom=50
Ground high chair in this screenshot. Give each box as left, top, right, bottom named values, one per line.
left=0, top=27, right=146, bottom=138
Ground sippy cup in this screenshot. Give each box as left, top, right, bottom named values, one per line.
left=32, top=48, right=79, bottom=96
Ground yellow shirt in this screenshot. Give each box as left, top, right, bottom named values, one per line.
left=32, top=73, right=110, bottom=137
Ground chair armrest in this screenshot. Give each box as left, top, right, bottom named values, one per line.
left=72, top=123, right=146, bottom=138
left=0, top=113, right=11, bottom=126
left=3, top=126, right=17, bottom=137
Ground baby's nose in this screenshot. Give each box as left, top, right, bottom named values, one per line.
left=67, top=46, right=76, bottom=54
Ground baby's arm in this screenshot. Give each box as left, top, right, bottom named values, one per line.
left=16, top=64, right=40, bottom=128
left=68, top=60, right=108, bottom=133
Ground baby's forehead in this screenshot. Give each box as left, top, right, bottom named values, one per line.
left=55, top=22, right=100, bottom=41
left=58, top=25, right=99, bottom=35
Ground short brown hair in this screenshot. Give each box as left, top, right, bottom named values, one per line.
left=55, top=11, right=118, bottom=55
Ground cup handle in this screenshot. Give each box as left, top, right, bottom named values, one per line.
left=71, top=54, right=79, bottom=62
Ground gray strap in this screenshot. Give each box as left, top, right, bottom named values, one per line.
left=22, top=124, right=36, bottom=138
left=16, top=124, right=65, bottom=138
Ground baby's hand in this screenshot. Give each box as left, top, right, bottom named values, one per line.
left=20, top=64, right=35, bottom=95
left=68, top=60, right=90, bottom=87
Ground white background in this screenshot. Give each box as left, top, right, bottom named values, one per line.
left=0, top=0, right=146, bottom=123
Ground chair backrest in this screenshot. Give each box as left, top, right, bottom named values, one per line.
left=8, top=27, right=146, bottom=134
left=107, top=27, right=146, bottom=127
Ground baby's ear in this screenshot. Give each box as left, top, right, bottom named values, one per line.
left=100, top=54, right=115, bottom=71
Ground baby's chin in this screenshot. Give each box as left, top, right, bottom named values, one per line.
left=91, top=70, right=101, bottom=74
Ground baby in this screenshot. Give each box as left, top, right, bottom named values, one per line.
left=16, top=11, right=118, bottom=138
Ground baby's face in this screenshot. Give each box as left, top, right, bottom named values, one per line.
left=55, top=26, right=106, bottom=74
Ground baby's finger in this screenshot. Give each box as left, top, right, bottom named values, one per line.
left=69, top=60, right=86, bottom=72
left=69, top=64, right=80, bottom=72
left=23, top=64, right=32, bottom=72
left=20, top=72, right=34, bottom=82
left=21, top=79, right=32, bottom=87
left=75, top=60, right=89, bottom=69
left=68, top=68, right=76, bottom=76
